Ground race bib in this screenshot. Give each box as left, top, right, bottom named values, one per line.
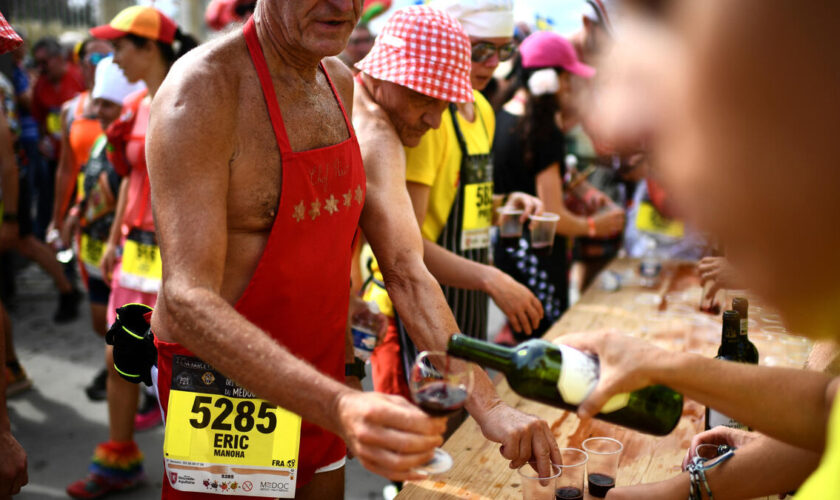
left=163, top=355, right=301, bottom=497
left=119, top=231, right=162, bottom=293
left=80, top=234, right=104, bottom=268
left=46, top=111, right=62, bottom=137
left=460, top=181, right=493, bottom=250
left=635, top=201, right=685, bottom=239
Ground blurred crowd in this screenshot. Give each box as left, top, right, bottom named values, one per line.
left=0, top=0, right=838, bottom=499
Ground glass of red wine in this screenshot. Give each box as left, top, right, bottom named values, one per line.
left=555, top=448, right=588, bottom=500
left=582, top=437, right=623, bottom=498
left=409, top=351, right=474, bottom=475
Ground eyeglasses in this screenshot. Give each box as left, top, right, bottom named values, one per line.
left=86, top=52, right=112, bottom=66
left=471, top=41, right=516, bottom=63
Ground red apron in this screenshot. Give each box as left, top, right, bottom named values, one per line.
left=156, top=17, right=366, bottom=497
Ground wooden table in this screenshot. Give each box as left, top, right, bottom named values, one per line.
left=399, top=258, right=811, bottom=499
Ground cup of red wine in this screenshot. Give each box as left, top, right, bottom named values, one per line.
left=582, top=437, right=623, bottom=498
left=528, top=213, right=560, bottom=257
left=497, top=207, right=525, bottom=249
left=408, top=351, right=474, bottom=475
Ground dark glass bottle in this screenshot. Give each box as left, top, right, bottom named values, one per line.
left=447, top=334, right=683, bottom=436
left=731, top=297, right=759, bottom=364
left=705, top=310, right=758, bottom=430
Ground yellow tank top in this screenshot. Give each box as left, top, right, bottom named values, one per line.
left=795, top=385, right=840, bottom=498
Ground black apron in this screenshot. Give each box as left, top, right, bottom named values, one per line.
left=397, top=104, right=493, bottom=372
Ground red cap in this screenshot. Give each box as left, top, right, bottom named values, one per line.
left=356, top=6, right=474, bottom=103
left=90, top=6, right=177, bottom=44
left=0, top=11, right=23, bottom=54
left=520, top=31, right=595, bottom=78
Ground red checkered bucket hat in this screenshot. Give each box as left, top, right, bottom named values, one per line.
left=356, top=6, right=473, bottom=103
left=0, top=11, right=23, bottom=54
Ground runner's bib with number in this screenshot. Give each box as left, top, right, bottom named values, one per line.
left=119, top=229, right=161, bottom=293
left=163, top=355, right=301, bottom=497
left=635, top=201, right=685, bottom=239
left=79, top=234, right=104, bottom=278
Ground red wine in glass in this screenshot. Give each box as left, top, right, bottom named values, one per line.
left=555, top=486, right=583, bottom=500
left=531, top=242, right=553, bottom=257
left=414, top=381, right=469, bottom=417
left=588, top=473, right=615, bottom=498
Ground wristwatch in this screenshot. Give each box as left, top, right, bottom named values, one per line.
left=345, top=357, right=366, bottom=380
left=2, top=212, right=18, bottom=223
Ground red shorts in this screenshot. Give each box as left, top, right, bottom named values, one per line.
left=370, top=318, right=411, bottom=400
left=155, top=338, right=346, bottom=499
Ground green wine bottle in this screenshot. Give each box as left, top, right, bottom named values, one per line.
left=705, top=309, right=758, bottom=430
left=447, top=334, right=683, bottom=436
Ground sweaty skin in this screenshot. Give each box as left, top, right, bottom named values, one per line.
left=147, top=4, right=447, bottom=495
left=353, top=78, right=562, bottom=477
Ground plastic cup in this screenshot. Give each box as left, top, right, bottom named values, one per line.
left=528, top=212, right=560, bottom=257
left=519, top=463, right=562, bottom=500
left=583, top=437, right=623, bottom=498
left=555, top=449, right=588, bottom=500
left=498, top=207, right=525, bottom=248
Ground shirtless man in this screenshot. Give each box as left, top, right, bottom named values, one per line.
left=146, top=2, right=558, bottom=498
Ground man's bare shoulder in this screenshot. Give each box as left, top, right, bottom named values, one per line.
left=155, top=31, right=250, bottom=121
left=322, top=57, right=354, bottom=114
left=352, top=78, right=398, bottom=143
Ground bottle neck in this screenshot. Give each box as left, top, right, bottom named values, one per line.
left=447, top=334, right=515, bottom=373
left=739, top=318, right=750, bottom=339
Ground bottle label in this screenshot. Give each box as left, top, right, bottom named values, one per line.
left=556, top=345, right=630, bottom=414
left=740, top=318, right=748, bottom=336
left=351, top=327, right=377, bottom=361
left=707, top=409, right=748, bottom=430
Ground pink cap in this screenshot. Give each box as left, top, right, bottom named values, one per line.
left=519, top=31, right=595, bottom=78
left=356, top=6, right=474, bottom=103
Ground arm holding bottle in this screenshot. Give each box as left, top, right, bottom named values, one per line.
left=557, top=332, right=837, bottom=452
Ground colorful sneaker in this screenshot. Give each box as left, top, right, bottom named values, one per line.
left=66, top=441, right=145, bottom=499
left=134, top=391, right=162, bottom=431
left=5, top=360, right=32, bottom=397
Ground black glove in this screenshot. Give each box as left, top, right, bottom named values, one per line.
left=105, top=303, right=157, bottom=386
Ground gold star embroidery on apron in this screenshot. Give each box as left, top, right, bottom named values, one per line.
left=293, top=202, right=305, bottom=222
left=343, top=190, right=352, bottom=207
left=325, top=195, right=339, bottom=215
left=355, top=185, right=363, bottom=204
left=309, top=199, right=321, bottom=220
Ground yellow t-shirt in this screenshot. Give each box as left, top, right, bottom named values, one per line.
left=796, top=385, right=840, bottom=498
left=403, top=90, right=495, bottom=242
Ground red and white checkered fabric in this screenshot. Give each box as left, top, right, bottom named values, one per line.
left=356, top=6, right=473, bottom=103
left=0, top=11, right=23, bottom=54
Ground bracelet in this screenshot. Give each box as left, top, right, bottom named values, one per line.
left=686, top=447, right=736, bottom=500
left=586, top=216, right=596, bottom=238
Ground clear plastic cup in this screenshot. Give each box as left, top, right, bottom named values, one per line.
left=528, top=213, right=560, bottom=257
left=497, top=207, right=525, bottom=248
left=518, top=462, right=561, bottom=500
left=555, top=449, right=588, bottom=500
left=583, top=437, right=623, bottom=498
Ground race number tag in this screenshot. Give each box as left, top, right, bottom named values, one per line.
left=46, top=111, right=62, bottom=137
left=80, top=234, right=104, bottom=268
left=119, top=231, right=162, bottom=293
left=163, top=355, right=301, bottom=497
left=461, top=181, right=492, bottom=250
left=635, top=201, right=685, bottom=239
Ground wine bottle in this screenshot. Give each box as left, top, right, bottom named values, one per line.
left=731, top=297, right=759, bottom=363
left=705, top=310, right=758, bottom=430
left=446, top=334, right=683, bottom=436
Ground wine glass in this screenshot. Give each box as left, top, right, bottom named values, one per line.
left=408, top=351, right=475, bottom=475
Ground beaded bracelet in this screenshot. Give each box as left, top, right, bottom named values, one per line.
left=686, top=446, right=736, bottom=500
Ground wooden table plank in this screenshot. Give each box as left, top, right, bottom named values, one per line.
left=399, top=258, right=811, bottom=499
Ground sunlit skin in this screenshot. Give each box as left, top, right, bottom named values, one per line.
left=364, top=77, right=448, bottom=147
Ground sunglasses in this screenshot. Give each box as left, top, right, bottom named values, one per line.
left=471, top=41, right=516, bottom=63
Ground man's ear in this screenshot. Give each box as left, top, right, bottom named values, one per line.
left=582, top=16, right=594, bottom=32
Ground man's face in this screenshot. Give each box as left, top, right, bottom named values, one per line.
left=343, top=26, right=374, bottom=65
left=81, top=40, right=112, bottom=89
left=92, top=97, right=122, bottom=129
left=602, top=1, right=840, bottom=335
left=469, top=36, right=513, bottom=91
left=275, top=0, right=362, bottom=59
left=33, top=48, right=64, bottom=81
left=375, top=81, right=448, bottom=147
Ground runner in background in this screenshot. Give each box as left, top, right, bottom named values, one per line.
left=67, top=7, right=197, bottom=499
left=0, top=14, right=28, bottom=495
left=30, top=36, right=84, bottom=240
left=493, top=31, right=623, bottom=341
left=58, top=56, right=143, bottom=403
left=366, top=0, right=544, bottom=403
